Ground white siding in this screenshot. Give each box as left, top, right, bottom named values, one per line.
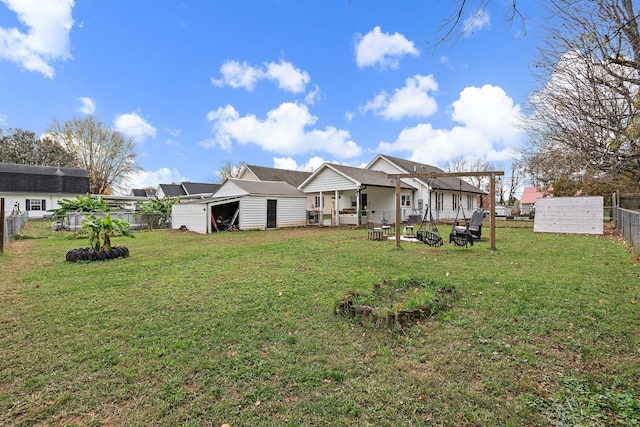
left=277, top=197, right=308, bottom=228
left=215, top=181, right=249, bottom=198
left=239, top=197, right=267, bottom=230
left=301, top=167, right=357, bottom=192
left=534, top=196, right=603, bottom=235
left=0, top=193, right=79, bottom=219
left=172, top=203, right=208, bottom=234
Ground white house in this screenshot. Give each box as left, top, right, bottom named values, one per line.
left=171, top=179, right=307, bottom=233
left=366, top=154, right=485, bottom=221
left=0, top=162, right=90, bottom=219
left=298, top=162, right=417, bottom=226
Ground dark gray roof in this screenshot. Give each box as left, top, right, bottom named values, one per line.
left=182, top=182, right=220, bottom=195
left=244, top=165, right=312, bottom=187
left=158, top=183, right=187, bottom=197
left=0, top=162, right=89, bottom=194
left=377, top=155, right=485, bottom=194
left=131, top=188, right=156, bottom=197
left=328, top=163, right=415, bottom=189
left=226, top=179, right=306, bottom=197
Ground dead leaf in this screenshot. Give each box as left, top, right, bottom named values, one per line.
left=631, top=299, right=637, bottom=305
left=285, top=312, right=291, bottom=317
left=229, top=350, right=237, bottom=357
left=323, top=379, right=332, bottom=383
left=255, top=400, right=261, bottom=406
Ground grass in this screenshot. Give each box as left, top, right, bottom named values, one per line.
left=0, top=219, right=639, bottom=426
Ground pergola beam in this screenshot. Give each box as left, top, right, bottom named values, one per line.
left=387, top=171, right=505, bottom=250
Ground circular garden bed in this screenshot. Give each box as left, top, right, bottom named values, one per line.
left=335, top=276, right=457, bottom=327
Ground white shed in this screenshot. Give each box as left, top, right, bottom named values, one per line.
left=171, top=179, right=307, bottom=233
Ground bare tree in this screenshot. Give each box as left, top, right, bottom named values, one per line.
left=524, top=0, right=640, bottom=197
left=47, top=116, right=140, bottom=194
left=217, top=160, right=247, bottom=183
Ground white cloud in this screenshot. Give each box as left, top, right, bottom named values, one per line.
left=344, top=111, right=354, bottom=122
left=376, top=84, right=522, bottom=165
left=0, top=113, right=7, bottom=126
left=78, top=97, right=95, bottom=115
left=304, top=84, right=321, bottom=105
left=211, top=59, right=311, bottom=93
left=464, top=10, right=490, bottom=35
left=354, top=26, right=419, bottom=69
left=0, top=0, right=75, bottom=78
left=203, top=102, right=362, bottom=159
left=362, top=74, right=438, bottom=120
left=273, top=156, right=325, bottom=172
left=119, top=167, right=187, bottom=195
left=113, top=111, right=157, bottom=142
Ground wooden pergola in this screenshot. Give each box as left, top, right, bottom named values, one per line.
left=388, top=171, right=505, bottom=250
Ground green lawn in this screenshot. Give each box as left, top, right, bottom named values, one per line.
left=1, top=220, right=639, bottom=426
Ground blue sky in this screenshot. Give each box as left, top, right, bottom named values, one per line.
left=0, top=1, right=543, bottom=192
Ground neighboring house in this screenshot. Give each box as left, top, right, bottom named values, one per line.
left=298, top=162, right=417, bottom=226
left=0, top=162, right=89, bottom=219
left=520, top=187, right=547, bottom=215
left=365, top=154, right=486, bottom=221
left=171, top=179, right=307, bottom=233
left=156, top=182, right=220, bottom=198
left=131, top=188, right=156, bottom=197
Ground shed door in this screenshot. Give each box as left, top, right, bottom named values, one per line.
left=266, top=199, right=277, bottom=229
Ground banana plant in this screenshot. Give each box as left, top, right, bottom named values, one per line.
left=81, top=214, right=134, bottom=251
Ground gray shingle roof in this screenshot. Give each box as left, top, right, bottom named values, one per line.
left=244, top=165, right=312, bottom=187
left=0, top=162, right=89, bottom=194
left=328, top=164, right=416, bottom=189
left=158, top=184, right=187, bottom=197
left=182, top=182, right=220, bottom=195
left=227, top=179, right=306, bottom=197
left=377, top=155, right=485, bottom=194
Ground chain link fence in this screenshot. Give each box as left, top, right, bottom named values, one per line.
left=616, top=207, right=640, bottom=251
left=3, top=212, right=29, bottom=243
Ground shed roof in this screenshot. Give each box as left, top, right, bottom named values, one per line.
left=224, top=179, right=306, bottom=197
left=182, top=182, right=220, bottom=195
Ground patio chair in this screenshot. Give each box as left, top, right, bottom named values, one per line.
left=367, top=219, right=384, bottom=241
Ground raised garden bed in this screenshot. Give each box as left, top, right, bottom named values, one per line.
left=66, top=246, right=130, bottom=262
left=335, top=276, right=457, bottom=327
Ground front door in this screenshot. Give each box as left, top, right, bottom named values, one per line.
left=360, top=193, right=368, bottom=225
left=266, top=199, right=277, bottom=229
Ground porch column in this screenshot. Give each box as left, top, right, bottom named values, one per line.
left=319, top=191, right=323, bottom=227
left=356, top=189, right=361, bottom=226
left=334, top=190, right=340, bottom=226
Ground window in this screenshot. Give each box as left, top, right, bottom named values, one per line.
left=26, top=199, right=46, bottom=211
left=467, top=195, right=474, bottom=210
left=401, top=194, right=411, bottom=207
left=453, top=193, right=460, bottom=211
left=351, top=195, right=357, bottom=207
left=435, top=192, right=443, bottom=211
left=314, top=196, right=322, bottom=209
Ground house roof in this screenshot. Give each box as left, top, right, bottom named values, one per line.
left=520, top=187, right=546, bottom=204
left=242, top=165, right=312, bottom=187
left=131, top=188, right=156, bottom=197
left=224, top=179, right=306, bottom=197
left=182, top=182, right=220, bottom=195
left=158, top=183, right=187, bottom=197
left=371, top=154, right=486, bottom=194
left=299, top=162, right=416, bottom=190
left=328, top=163, right=416, bottom=189
left=0, top=162, right=90, bottom=194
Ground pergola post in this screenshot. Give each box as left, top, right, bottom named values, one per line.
left=388, top=171, right=504, bottom=250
